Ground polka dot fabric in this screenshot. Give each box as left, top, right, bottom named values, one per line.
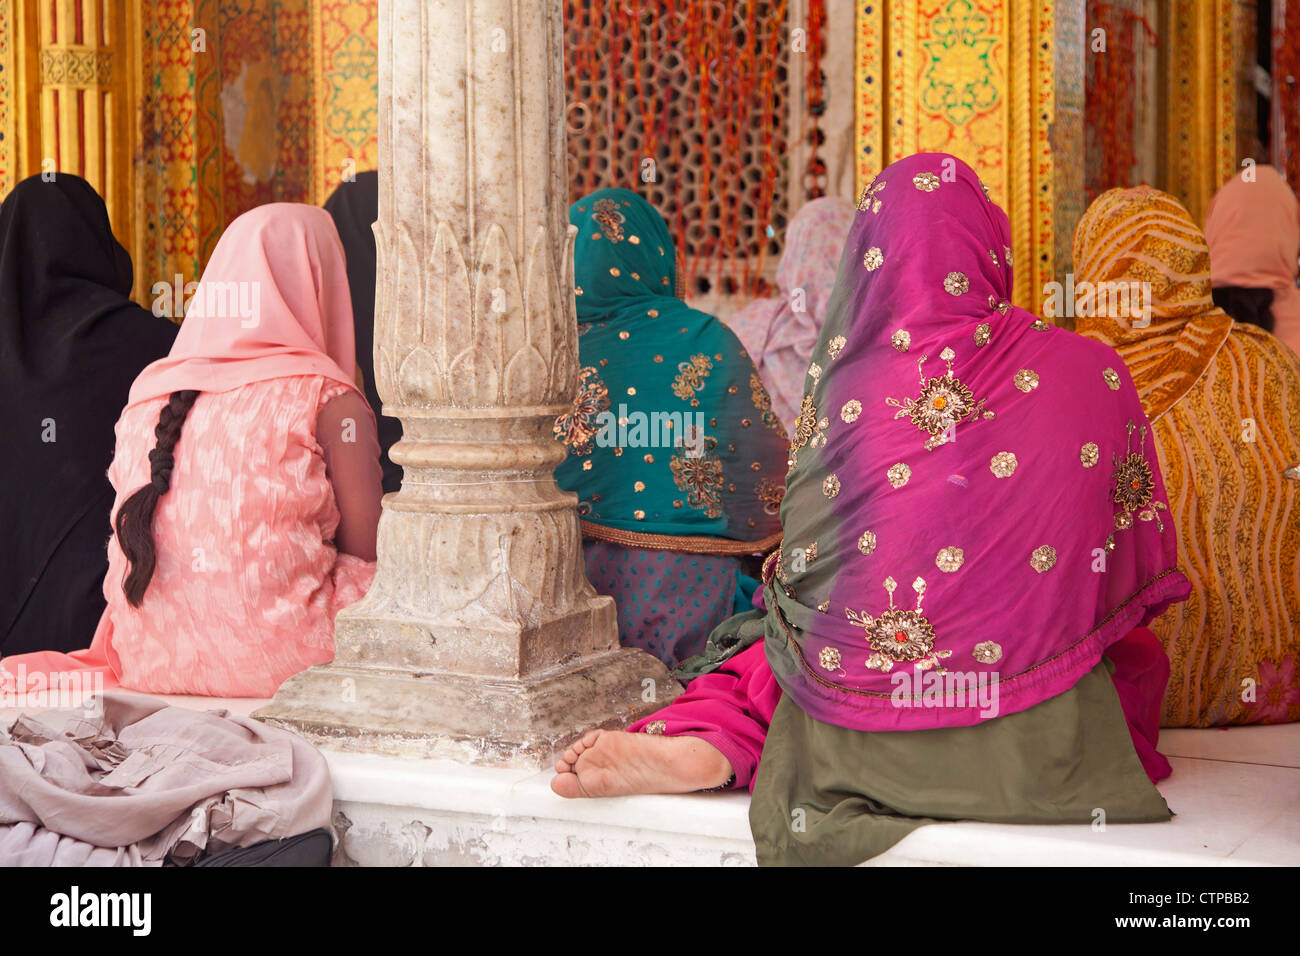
left=583, top=540, right=742, bottom=670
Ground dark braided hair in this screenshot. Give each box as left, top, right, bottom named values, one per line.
left=114, top=389, right=200, bottom=607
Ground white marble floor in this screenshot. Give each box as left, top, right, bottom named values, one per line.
left=5, top=692, right=1297, bottom=865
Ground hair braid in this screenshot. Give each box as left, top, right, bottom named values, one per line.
left=115, top=389, right=200, bottom=607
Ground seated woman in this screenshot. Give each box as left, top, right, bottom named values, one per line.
left=0, top=175, right=177, bottom=656
left=324, top=171, right=404, bottom=494
left=552, top=154, right=1190, bottom=867
left=1074, top=184, right=1300, bottom=726
left=727, top=196, right=855, bottom=430
left=1204, top=165, right=1300, bottom=355
left=554, top=189, right=788, bottom=669
left=0, top=204, right=382, bottom=698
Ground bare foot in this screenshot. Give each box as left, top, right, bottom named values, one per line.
left=550, top=728, right=733, bottom=798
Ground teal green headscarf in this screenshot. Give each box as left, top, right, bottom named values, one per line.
left=554, top=188, right=787, bottom=552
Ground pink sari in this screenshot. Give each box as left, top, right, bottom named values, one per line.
left=727, top=197, right=855, bottom=430
left=0, top=204, right=375, bottom=698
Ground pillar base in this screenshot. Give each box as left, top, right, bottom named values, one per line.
left=253, top=647, right=682, bottom=770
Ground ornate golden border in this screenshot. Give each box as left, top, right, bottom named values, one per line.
left=580, top=519, right=781, bottom=557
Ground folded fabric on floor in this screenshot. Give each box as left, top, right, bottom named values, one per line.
left=0, top=693, right=332, bottom=866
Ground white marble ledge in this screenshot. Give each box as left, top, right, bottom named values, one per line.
left=325, top=726, right=1300, bottom=867
left=5, top=690, right=1297, bottom=866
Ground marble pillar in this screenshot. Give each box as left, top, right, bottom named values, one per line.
left=256, top=0, right=680, bottom=768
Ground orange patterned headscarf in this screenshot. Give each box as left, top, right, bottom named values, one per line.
left=1072, top=186, right=1233, bottom=421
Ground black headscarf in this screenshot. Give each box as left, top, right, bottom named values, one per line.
left=323, top=171, right=403, bottom=494
left=0, top=174, right=178, bottom=654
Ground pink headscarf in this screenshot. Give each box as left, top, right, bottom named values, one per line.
left=1204, top=165, right=1300, bottom=356
left=128, top=203, right=360, bottom=405
left=727, top=197, right=855, bottom=429
left=766, top=153, right=1190, bottom=732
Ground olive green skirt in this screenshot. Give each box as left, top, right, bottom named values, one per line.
left=749, top=658, right=1172, bottom=866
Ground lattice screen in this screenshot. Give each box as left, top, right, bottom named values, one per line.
left=564, top=0, right=819, bottom=298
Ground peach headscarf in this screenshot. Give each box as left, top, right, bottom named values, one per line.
left=1072, top=185, right=1233, bottom=421
left=1205, top=165, right=1300, bottom=357
left=128, top=203, right=359, bottom=405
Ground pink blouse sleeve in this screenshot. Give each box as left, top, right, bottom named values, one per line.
left=316, top=388, right=383, bottom=561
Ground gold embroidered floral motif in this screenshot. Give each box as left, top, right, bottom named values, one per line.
left=1080, top=442, right=1099, bottom=468
left=823, top=474, right=841, bottom=498
left=1031, top=319, right=1051, bottom=331
left=634, top=509, right=645, bottom=520
left=671, top=354, right=713, bottom=406
left=788, top=395, right=817, bottom=467
left=818, top=647, right=842, bottom=671
left=944, top=272, right=969, bottom=296
left=935, top=546, right=965, bottom=573
left=1004, top=246, right=1013, bottom=264
left=553, top=366, right=609, bottom=456
left=891, top=329, right=911, bottom=352
left=974, top=323, right=991, bottom=346
left=863, top=247, right=884, bottom=271
left=808, top=362, right=822, bottom=381
left=755, top=476, right=785, bottom=515
left=1107, top=420, right=1168, bottom=547
left=1102, top=367, right=1121, bottom=390
left=989, top=451, right=1018, bottom=477
left=805, top=542, right=818, bottom=563
left=858, top=530, right=877, bottom=554
left=816, top=601, right=830, bottom=613
left=592, top=198, right=626, bottom=242
left=1014, top=369, right=1040, bottom=392
left=827, top=335, right=847, bottom=360
left=857, top=177, right=887, bottom=211
left=913, top=172, right=941, bottom=191
left=989, top=248, right=998, bottom=266
left=669, top=436, right=724, bottom=518
left=1029, top=545, right=1057, bottom=573
left=886, top=352, right=990, bottom=450
left=841, top=399, right=862, bottom=423
left=845, top=576, right=951, bottom=670
left=644, top=720, right=666, bottom=735
left=972, top=641, right=1002, bottom=664
left=887, top=462, right=912, bottom=488
left=749, top=373, right=782, bottom=431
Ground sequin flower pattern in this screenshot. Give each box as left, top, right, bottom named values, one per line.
left=592, top=198, right=626, bottom=242
left=1104, top=419, right=1168, bottom=552
left=845, top=576, right=952, bottom=672
left=886, top=349, right=990, bottom=450
left=669, top=435, right=725, bottom=518
left=857, top=176, right=887, bottom=213
left=553, top=366, right=610, bottom=456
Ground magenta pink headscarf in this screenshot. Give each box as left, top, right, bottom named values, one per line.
left=766, top=153, right=1190, bottom=731
left=727, top=197, right=855, bottom=429
left=128, top=203, right=360, bottom=405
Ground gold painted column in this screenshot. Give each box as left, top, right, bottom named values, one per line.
left=1160, top=0, right=1238, bottom=224
left=258, top=0, right=679, bottom=768
left=854, top=0, right=1076, bottom=314
left=31, top=1, right=137, bottom=250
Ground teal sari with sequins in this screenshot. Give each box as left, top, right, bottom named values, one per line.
left=555, top=189, right=788, bottom=553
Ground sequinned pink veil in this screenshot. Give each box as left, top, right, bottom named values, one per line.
left=764, top=153, right=1190, bottom=731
